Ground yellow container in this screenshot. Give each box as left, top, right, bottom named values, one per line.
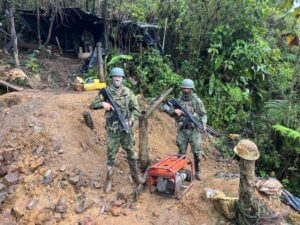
left=84, top=79, right=106, bottom=91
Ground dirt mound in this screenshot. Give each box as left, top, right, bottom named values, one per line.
left=0, top=90, right=293, bottom=225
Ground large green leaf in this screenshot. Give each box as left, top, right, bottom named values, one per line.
left=209, top=74, right=215, bottom=96
left=107, top=55, right=133, bottom=66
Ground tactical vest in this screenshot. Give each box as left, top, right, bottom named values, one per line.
left=105, top=85, right=131, bottom=129
left=176, top=94, right=201, bottom=129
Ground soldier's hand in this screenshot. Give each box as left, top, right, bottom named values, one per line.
left=203, top=123, right=207, bottom=132
left=103, top=102, right=114, bottom=111
left=175, top=109, right=184, bottom=117
left=126, top=120, right=133, bottom=127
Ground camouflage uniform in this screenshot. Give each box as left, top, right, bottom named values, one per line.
left=171, top=93, right=207, bottom=157
left=90, top=84, right=140, bottom=166
left=168, top=92, right=207, bottom=180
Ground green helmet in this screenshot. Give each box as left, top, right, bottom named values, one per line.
left=110, top=67, right=125, bottom=77
left=181, top=79, right=195, bottom=89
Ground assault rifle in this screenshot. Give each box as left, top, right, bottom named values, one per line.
left=99, top=88, right=131, bottom=134
left=165, top=98, right=221, bottom=137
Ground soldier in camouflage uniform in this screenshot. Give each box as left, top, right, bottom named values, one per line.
left=167, top=79, right=207, bottom=180
left=90, top=67, right=141, bottom=193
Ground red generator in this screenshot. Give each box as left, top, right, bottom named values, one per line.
left=147, top=155, right=194, bottom=199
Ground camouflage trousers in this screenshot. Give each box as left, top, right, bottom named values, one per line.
left=106, top=128, right=135, bottom=166
left=176, top=128, right=201, bottom=158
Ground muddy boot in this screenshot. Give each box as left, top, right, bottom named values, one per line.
left=104, top=166, right=113, bottom=193
left=128, top=159, right=143, bottom=184
left=194, top=154, right=202, bottom=181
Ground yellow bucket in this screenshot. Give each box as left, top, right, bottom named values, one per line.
left=84, top=79, right=106, bottom=91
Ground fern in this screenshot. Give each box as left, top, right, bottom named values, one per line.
left=264, top=100, right=290, bottom=121
left=272, top=124, right=300, bottom=141
left=226, top=85, right=243, bottom=102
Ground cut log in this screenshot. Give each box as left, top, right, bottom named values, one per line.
left=0, top=79, right=23, bottom=92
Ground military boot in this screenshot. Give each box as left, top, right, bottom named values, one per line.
left=194, top=154, right=202, bottom=181
left=104, top=166, right=114, bottom=193
left=128, top=159, right=143, bottom=184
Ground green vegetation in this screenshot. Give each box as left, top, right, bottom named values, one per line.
left=1, top=0, right=299, bottom=195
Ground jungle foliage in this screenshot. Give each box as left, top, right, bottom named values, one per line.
left=1, top=0, right=299, bottom=194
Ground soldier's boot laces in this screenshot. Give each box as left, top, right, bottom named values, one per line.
left=194, top=155, right=202, bottom=181
left=104, top=166, right=113, bottom=193
left=128, top=159, right=143, bottom=184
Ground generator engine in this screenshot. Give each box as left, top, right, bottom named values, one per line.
left=147, top=155, right=194, bottom=199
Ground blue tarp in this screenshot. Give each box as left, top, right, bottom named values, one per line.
left=281, top=189, right=300, bottom=212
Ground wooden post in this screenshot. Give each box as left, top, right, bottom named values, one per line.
left=133, top=87, right=173, bottom=130
left=97, top=42, right=105, bottom=82
left=238, top=159, right=256, bottom=208
left=55, top=36, right=63, bottom=56
left=139, top=111, right=148, bottom=171
left=236, top=158, right=258, bottom=224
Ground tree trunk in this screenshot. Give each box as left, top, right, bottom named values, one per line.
left=92, top=0, right=96, bottom=14
left=6, top=1, right=19, bottom=67
left=36, top=0, right=42, bottom=48
left=97, top=42, right=105, bottom=82
left=43, top=6, right=56, bottom=46
left=102, top=0, right=108, bottom=49
left=85, top=0, right=89, bottom=12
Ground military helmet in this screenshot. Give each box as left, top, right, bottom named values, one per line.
left=110, top=67, right=125, bottom=77
left=180, top=79, right=195, bottom=89
left=233, top=139, right=260, bottom=160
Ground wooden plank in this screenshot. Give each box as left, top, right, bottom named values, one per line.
left=0, top=79, right=23, bottom=92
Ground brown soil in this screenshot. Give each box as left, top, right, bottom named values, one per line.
left=0, top=90, right=294, bottom=225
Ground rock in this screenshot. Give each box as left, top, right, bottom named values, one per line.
left=58, top=180, right=68, bottom=189
left=69, top=175, right=80, bottom=185
left=1, top=148, right=15, bottom=164
left=116, top=190, right=131, bottom=201
left=0, top=166, right=8, bottom=177
left=93, top=181, right=101, bottom=189
left=30, top=157, right=44, bottom=171
left=3, top=172, right=19, bottom=186
left=8, top=184, right=18, bottom=194
left=75, top=196, right=94, bottom=214
left=55, top=198, right=68, bottom=213
left=78, top=217, right=94, bottom=225
left=113, top=199, right=125, bottom=207
left=109, top=206, right=121, bottom=216
left=53, top=212, right=62, bottom=220
left=80, top=142, right=87, bottom=151
left=58, top=149, right=64, bottom=154
left=0, top=191, right=8, bottom=204
left=152, top=210, right=160, bottom=217
left=59, top=166, right=66, bottom=172
left=12, top=198, right=28, bottom=218
left=27, top=200, right=37, bottom=210
left=0, top=211, right=17, bottom=225
left=122, top=209, right=128, bottom=216
left=53, top=143, right=61, bottom=152
left=43, top=169, right=53, bottom=184
left=35, top=145, right=44, bottom=155
left=0, top=183, right=6, bottom=191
